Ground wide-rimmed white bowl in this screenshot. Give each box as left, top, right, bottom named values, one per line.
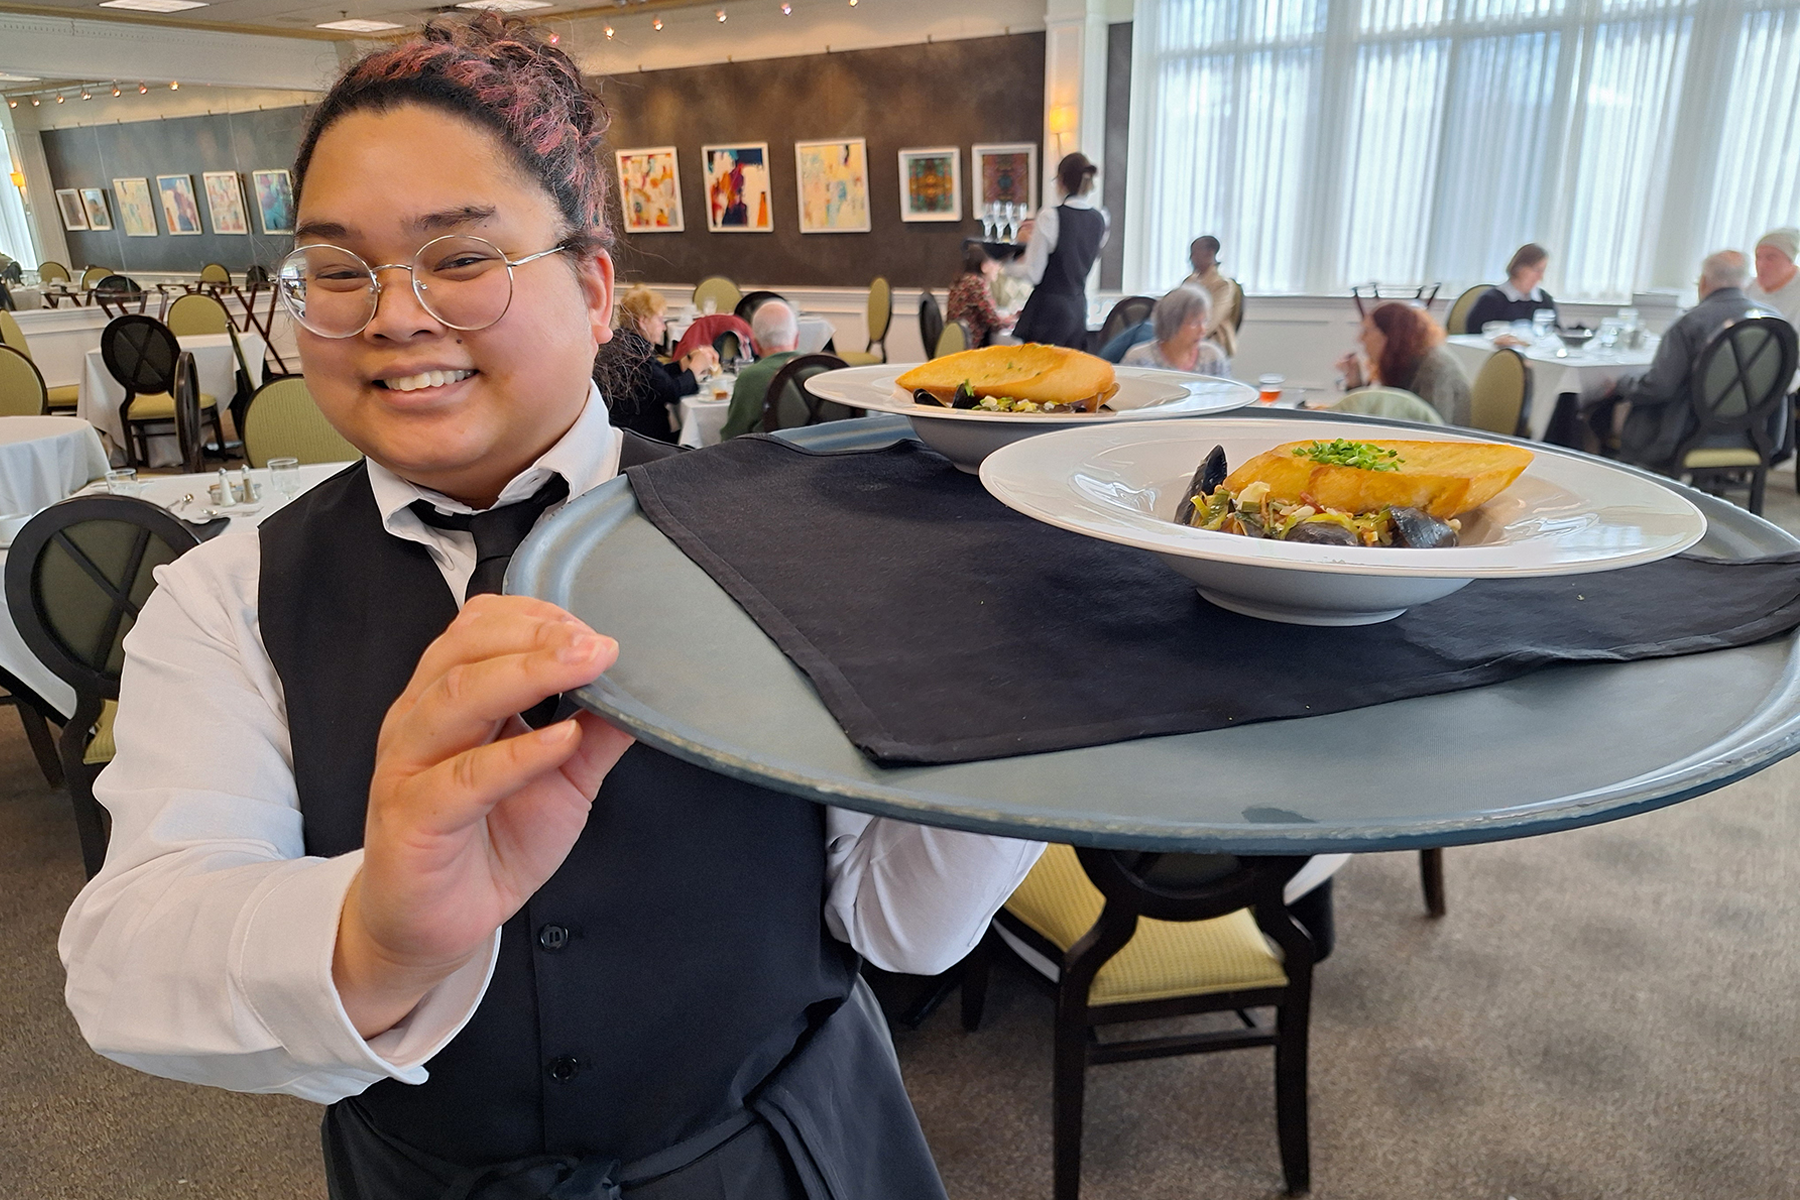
left=803, top=363, right=1257, bottom=472
left=978, top=416, right=1708, bottom=625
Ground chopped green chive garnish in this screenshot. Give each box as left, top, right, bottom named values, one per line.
left=1292, top=439, right=1403, bottom=471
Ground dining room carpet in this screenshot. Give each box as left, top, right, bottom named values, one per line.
left=0, top=474, right=1795, bottom=1200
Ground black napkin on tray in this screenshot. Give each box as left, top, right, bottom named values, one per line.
left=625, top=436, right=1800, bottom=767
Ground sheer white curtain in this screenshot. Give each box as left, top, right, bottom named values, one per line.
left=0, top=134, right=35, bottom=267
left=1125, top=0, right=1800, bottom=302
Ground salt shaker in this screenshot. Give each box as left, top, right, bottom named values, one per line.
left=214, top=467, right=236, bottom=508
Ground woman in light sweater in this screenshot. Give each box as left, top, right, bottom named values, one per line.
left=1121, top=284, right=1230, bottom=375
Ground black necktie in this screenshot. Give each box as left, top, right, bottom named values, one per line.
left=410, top=474, right=571, bottom=603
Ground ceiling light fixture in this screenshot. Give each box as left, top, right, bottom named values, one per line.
left=603, top=23, right=613, bottom=36
left=315, top=17, right=403, bottom=30
left=98, top=0, right=209, bottom=10
left=716, top=8, right=726, bottom=19
left=112, top=85, right=122, bottom=96
left=548, top=31, right=559, bottom=42
left=55, top=94, right=64, bottom=102
left=31, top=97, right=41, bottom=106
left=170, top=80, right=179, bottom=89
left=81, top=89, right=91, bottom=99
left=781, top=2, right=791, bottom=11
left=455, top=0, right=551, bottom=9
left=652, top=16, right=662, bottom=28
left=139, top=83, right=149, bottom=93
left=6, top=99, right=16, bottom=108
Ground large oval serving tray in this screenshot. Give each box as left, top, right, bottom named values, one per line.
left=508, top=413, right=1800, bottom=854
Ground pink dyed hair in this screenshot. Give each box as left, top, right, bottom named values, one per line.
left=294, top=13, right=611, bottom=251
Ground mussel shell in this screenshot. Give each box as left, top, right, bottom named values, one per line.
left=913, top=389, right=947, bottom=407
left=1174, top=445, right=1229, bottom=526
left=951, top=382, right=980, bottom=409
left=1388, top=506, right=1458, bottom=548
left=1284, top=520, right=1359, bottom=546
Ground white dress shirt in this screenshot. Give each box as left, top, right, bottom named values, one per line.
left=1008, top=193, right=1111, bottom=287
left=1498, top=281, right=1548, bottom=304
left=59, top=385, right=1044, bottom=1104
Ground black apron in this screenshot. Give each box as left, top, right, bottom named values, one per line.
left=1012, top=203, right=1107, bottom=349
left=257, top=452, right=946, bottom=1200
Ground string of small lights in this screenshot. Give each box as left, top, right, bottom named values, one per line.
left=4, top=80, right=177, bottom=109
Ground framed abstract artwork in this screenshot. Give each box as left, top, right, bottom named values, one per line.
left=252, top=169, right=295, bottom=235
left=702, top=143, right=773, bottom=233
left=897, top=147, right=961, bottom=223
left=80, top=188, right=113, bottom=231
left=113, top=178, right=158, bottom=237
left=794, top=138, right=871, bottom=234
left=203, top=171, right=250, bottom=235
left=55, top=189, right=88, bottom=232
left=615, top=147, right=684, bottom=233
left=157, top=174, right=203, bottom=236
left=972, top=143, right=1038, bottom=213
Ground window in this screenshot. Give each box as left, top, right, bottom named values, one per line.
left=1125, top=0, right=1800, bottom=301
left=0, top=134, right=34, bottom=267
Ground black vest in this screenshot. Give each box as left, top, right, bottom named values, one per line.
left=257, top=463, right=938, bottom=1194
left=1013, top=203, right=1108, bottom=349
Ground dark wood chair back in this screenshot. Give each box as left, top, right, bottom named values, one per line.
left=173, top=351, right=206, bottom=473
left=733, top=290, right=787, bottom=323
left=4, top=495, right=200, bottom=875
left=918, top=291, right=944, bottom=358
left=1097, top=295, right=1156, bottom=349
left=93, top=274, right=149, bottom=317
left=761, top=353, right=852, bottom=433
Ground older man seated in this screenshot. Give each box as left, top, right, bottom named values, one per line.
left=721, top=299, right=803, bottom=439
left=1747, top=227, right=1800, bottom=326
left=1599, top=251, right=1777, bottom=468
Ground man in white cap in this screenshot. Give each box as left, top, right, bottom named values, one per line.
left=1747, top=227, right=1800, bottom=325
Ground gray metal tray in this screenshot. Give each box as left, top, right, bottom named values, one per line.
left=509, top=413, right=1800, bottom=854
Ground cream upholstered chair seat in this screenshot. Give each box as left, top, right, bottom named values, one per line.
left=1003, top=844, right=1287, bottom=1006
left=1330, top=386, right=1445, bottom=424
left=127, top=390, right=217, bottom=419
left=0, top=311, right=78, bottom=411
left=84, top=700, right=118, bottom=766
left=47, top=385, right=79, bottom=409
left=1683, top=446, right=1764, bottom=468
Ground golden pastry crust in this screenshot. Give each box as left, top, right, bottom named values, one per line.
left=895, top=345, right=1117, bottom=408
left=1220, top=439, right=1534, bottom=520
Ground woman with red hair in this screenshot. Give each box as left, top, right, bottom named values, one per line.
left=1335, top=300, right=1472, bottom=426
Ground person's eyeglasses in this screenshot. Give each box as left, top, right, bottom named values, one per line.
left=276, top=234, right=567, bottom=339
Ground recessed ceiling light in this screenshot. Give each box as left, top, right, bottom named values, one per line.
left=99, top=0, right=210, bottom=11
left=315, top=17, right=403, bottom=29
left=455, top=0, right=551, bottom=10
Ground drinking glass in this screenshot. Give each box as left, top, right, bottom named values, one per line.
left=266, top=457, right=301, bottom=501
left=104, top=468, right=138, bottom=496
left=1532, top=308, right=1556, bottom=340
left=1596, top=318, right=1622, bottom=351
left=1257, top=374, right=1285, bottom=404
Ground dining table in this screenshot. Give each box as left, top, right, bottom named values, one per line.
left=0, top=460, right=353, bottom=719
left=1442, top=333, right=1660, bottom=439
left=677, top=371, right=738, bottom=448
left=78, top=330, right=267, bottom=466
left=0, top=416, right=111, bottom=518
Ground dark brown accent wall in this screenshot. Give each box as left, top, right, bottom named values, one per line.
left=599, top=32, right=1045, bottom=291
left=1099, top=21, right=1132, bottom=293
left=41, top=106, right=313, bottom=276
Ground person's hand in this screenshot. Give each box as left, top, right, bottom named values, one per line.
left=682, top=346, right=720, bottom=376
left=334, top=595, right=636, bottom=1037
left=1334, top=351, right=1364, bottom=389
left=1491, top=333, right=1529, bottom=349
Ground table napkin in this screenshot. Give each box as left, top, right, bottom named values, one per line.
left=627, top=437, right=1800, bottom=766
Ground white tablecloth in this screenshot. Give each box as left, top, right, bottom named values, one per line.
left=679, top=378, right=735, bottom=448
left=78, top=331, right=267, bottom=466
left=1443, top=334, right=1659, bottom=439
left=0, top=460, right=352, bottom=717
left=0, top=416, right=111, bottom=517
left=9, top=286, right=44, bottom=310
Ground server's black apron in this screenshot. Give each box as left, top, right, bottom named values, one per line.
left=257, top=452, right=947, bottom=1200
left=1012, top=203, right=1107, bottom=349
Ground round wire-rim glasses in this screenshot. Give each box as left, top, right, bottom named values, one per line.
left=275, top=234, right=567, bottom=339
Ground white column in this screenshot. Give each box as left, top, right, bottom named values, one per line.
left=1042, top=0, right=1111, bottom=202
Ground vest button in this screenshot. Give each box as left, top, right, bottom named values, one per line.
left=546, top=1056, right=580, bottom=1083
left=537, top=924, right=569, bottom=952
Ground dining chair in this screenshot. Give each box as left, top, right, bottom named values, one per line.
left=0, top=343, right=50, bottom=415
left=100, top=314, right=224, bottom=468
left=1663, top=315, right=1798, bottom=516
left=733, top=289, right=786, bottom=323
left=760, top=353, right=852, bottom=433
left=172, top=351, right=207, bottom=473
left=1445, top=284, right=1492, bottom=335
left=241, top=375, right=360, bottom=467
left=197, top=262, right=232, bottom=295
left=961, top=845, right=1317, bottom=1199
left=1096, top=295, right=1156, bottom=350
left=1469, top=348, right=1531, bottom=436
left=0, top=663, right=64, bottom=788
left=1329, top=387, right=1445, bottom=424
left=934, top=319, right=968, bottom=359
left=837, top=277, right=891, bottom=366
left=80, top=266, right=112, bottom=292
left=1230, top=279, right=1246, bottom=333
left=691, top=275, right=742, bottom=316
left=92, top=275, right=150, bottom=318
left=37, top=261, right=71, bottom=285
left=4, top=494, right=201, bottom=876
left=166, top=292, right=232, bottom=337
left=918, top=291, right=944, bottom=358
left=0, top=310, right=79, bottom=411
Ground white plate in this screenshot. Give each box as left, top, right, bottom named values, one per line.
left=978, top=416, right=1708, bottom=625
left=802, top=363, right=1258, bottom=472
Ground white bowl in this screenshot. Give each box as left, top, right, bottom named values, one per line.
left=802, top=363, right=1258, bottom=472
left=978, top=416, right=1708, bottom=625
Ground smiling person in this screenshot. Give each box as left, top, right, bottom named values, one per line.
left=58, top=17, right=1041, bottom=1199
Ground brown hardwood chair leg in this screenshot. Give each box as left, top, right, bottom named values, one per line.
left=1052, top=992, right=1089, bottom=1200
left=1419, top=847, right=1446, bottom=917
left=960, top=932, right=991, bottom=1032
